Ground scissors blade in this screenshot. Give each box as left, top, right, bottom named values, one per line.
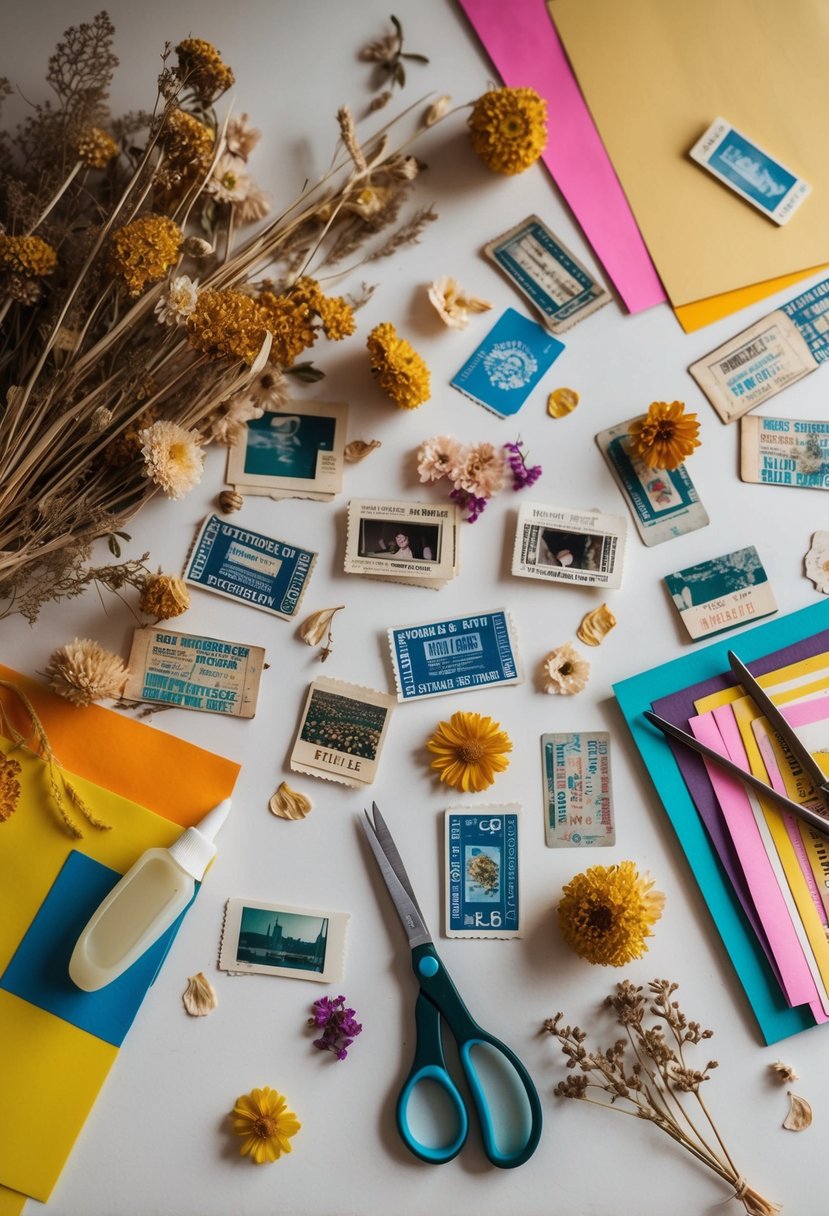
left=360, top=808, right=432, bottom=949
left=644, top=710, right=829, bottom=840
left=368, top=802, right=426, bottom=923
left=728, top=651, right=829, bottom=800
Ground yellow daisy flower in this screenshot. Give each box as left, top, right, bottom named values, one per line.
left=468, top=86, right=548, bottom=175
left=426, top=710, right=512, bottom=793
left=366, top=321, right=430, bottom=409
left=557, top=861, right=665, bottom=967
left=628, top=401, right=701, bottom=470
left=231, top=1086, right=301, bottom=1165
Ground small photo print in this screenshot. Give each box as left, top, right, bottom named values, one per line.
left=465, top=846, right=501, bottom=901
left=344, top=500, right=460, bottom=588
left=226, top=400, right=348, bottom=500
left=291, top=676, right=396, bottom=787
left=357, top=518, right=441, bottom=563
left=219, top=898, right=348, bottom=983
left=512, top=502, right=626, bottom=589
left=535, top=528, right=606, bottom=572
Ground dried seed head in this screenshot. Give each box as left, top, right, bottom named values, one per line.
left=218, top=489, right=244, bottom=513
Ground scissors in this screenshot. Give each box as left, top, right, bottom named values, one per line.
left=645, top=650, right=829, bottom=839
left=360, top=803, right=543, bottom=1169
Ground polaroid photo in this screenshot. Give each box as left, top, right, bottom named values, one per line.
left=219, top=898, right=348, bottom=983
left=511, top=501, right=627, bottom=589
left=444, top=806, right=521, bottom=938
left=344, top=499, right=460, bottom=589
left=740, top=415, right=829, bottom=490
left=184, top=514, right=316, bottom=620
left=541, top=732, right=614, bottom=849
left=596, top=418, right=709, bottom=546
left=689, top=118, right=810, bottom=226
left=450, top=307, right=564, bottom=418
left=290, top=676, right=396, bottom=787
left=664, top=545, right=778, bottom=641
left=484, top=215, right=610, bottom=334
left=388, top=609, right=522, bottom=702
left=226, top=400, right=348, bottom=501
left=123, top=626, right=265, bottom=717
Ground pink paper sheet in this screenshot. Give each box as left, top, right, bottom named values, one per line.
left=458, top=0, right=666, bottom=314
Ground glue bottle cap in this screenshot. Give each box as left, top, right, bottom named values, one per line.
left=167, top=798, right=231, bottom=880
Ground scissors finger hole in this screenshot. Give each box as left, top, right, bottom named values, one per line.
left=464, top=1041, right=534, bottom=1160
left=401, top=1071, right=467, bottom=1160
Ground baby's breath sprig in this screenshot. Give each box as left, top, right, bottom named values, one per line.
left=543, top=979, right=780, bottom=1216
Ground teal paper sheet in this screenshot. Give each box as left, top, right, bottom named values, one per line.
left=613, top=599, right=829, bottom=1045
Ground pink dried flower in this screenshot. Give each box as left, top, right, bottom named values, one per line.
left=417, top=435, right=464, bottom=483
left=450, top=441, right=507, bottom=498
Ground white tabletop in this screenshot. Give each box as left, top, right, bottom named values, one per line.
left=3, top=3, right=824, bottom=1214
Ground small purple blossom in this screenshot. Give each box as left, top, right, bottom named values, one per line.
left=308, top=994, right=363, bottom=1061
left=450, top=486, right=488, bottom=523
left=504, top=438, right=542, bottom=491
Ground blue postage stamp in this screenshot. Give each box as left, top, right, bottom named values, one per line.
left=450, top=307, right=564, bottom=418
left=388, top=609, right=521, bottom=702
left=541, top=732, right=614, bottom=848
left=184, top=514, right=316, bottom=620
left=445, top=807, right=520, bottom=938
left=689, top=117, right=810, bottom=225
left=664, top=545, right=778, bottom=641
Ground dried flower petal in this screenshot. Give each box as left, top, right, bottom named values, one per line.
left=344, top=439, right=381, bottom=463
left=547, top=387, right=580, bottom=418
left=183, top=972, right=218, bottom=1016
left=45, top=638, right=130, bottom=706
left=542, top=643, right=590, bottom=694
left=299, top=606, right=345, bottom=647
left=269, top=781, right=313, bottom=821
left=576, top=604, right=617, bottom=647
left=805, top=531, right=829, bottom=594
left=769, top=1060, right=799, bottom=1083
left=425, top=95, right=452, bottom=126
left=427, top=276, right=492, bottom=329
left=783, top=1092, right=812, bottom=1131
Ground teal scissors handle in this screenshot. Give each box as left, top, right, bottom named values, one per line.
left=396, top=943, right=542, bottom=1168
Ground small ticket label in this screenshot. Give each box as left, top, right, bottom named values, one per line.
left=388, top=609, right=521, bottom=702
left=541, top=733, right=614, bottom=848
left=450, top=307, right=564, bottom=418
left=290, top=676, right=395, bottom=788
left=344, top=499, right=460, bottom=589
left=740, top=415, right=829, bottom=490
left=689, top=118, right=810, bottom=226
left=512, top=501, right=627, bottom=589
left=445, top=807, right=520, bottom=938
left=664, top=545, right=777, bottom=641
left=123, top=627, right=265, bottom=717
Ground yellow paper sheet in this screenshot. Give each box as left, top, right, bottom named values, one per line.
left=551, top=0, right=829, bottom=307
left=0, top=1185, right=27, bottom=1216
left=694, top=651, right=829, bottom=716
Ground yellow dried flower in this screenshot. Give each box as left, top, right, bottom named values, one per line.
left=161, top=108, right=215, bottom=172
left=139, top=572, right=190, bottom=620
left=45, top=638, right=130, bottom=707
left=187, top=288, right=269, bottom=365
left=258, top=289, right=316, bottom=367
left=367, top=321, right=430, bottom=409
left=315, top=292, right=356, bottom=342
left=74, top=126, right=118, bottom=168
left=426, top=710, right=512, bottom=793
left=628, top=401, right=701, bottom=471
left=468, top=86, right=547, bottom=175
left=140, top=420, right=204, bottom=499
left=110, top=214, right=183, bottom=296
left=269, top=781, right=313, bottom=821
left=231, top=1086, right=301, bottom=1165
left=557, top=861, right=665, bottom=966
left=176, top=37, right=235, bottom=99
left=0, top=751, right=22, bottom=823
left=0, top=234, right=57, bottom=277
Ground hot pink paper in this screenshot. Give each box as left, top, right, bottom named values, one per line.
left=458, top=0, right=666, bottom=314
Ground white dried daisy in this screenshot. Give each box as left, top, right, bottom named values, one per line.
left=140, top=420, right=204, bottom=499
left=247, top=368, right=290, bottom=412
left=209, top=392, right=265, bottom=446
left=427, top=276, right=492, bottom=330
left=206, top=153, right=252, bottom=204
left=542, top=643, right=590, bottom=695
left=154, top=275, right=200, bottom=326
left=45, top=638, right=130, bottom=706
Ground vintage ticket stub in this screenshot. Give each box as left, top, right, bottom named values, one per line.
left=689, top=277, right=829, bottom=423
left=596, top=418, right=709, bottom=546
left=184, top=514, right=316, bottom=620
left=541, top=732, right=614, bottom=848
left=444, top=807, right=520, bottom=938
left=344, top=499, right=460, bottom=589
left=483, top=215, right=610, bottom=334
left=123, top=626, right=265, bottom=717
left=689, top=118, right=810, bottom=226
left=664, top=545, right=777, bottom=641
left=740, top=415, right=829, bottom=490
left=388, top=609, right=521, bottom=702
left=219, top=898, right=348, bottom=983
left=225, top=399, right=348, bottom=501
left=511, top=501, right=627, bottom=589
left=450, top=307, right=564, bottom=418
left=290, top=676, right=396, bottom=787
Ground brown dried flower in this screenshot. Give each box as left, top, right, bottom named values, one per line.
left=175, top=37, right=235, bottom=99
left=45, top=638, right=130, bottom=706
left=299, top=605, right=344, bottom=661
left=0, top=751, right=22, bottom=822
left=139, top=572, right=190, bottom=620
left=768, top=1060, right=799, bottom=1083
left=74, top=126, right=118, bottom=168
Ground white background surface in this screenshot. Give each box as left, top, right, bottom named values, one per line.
left=3, top=2, right=825, bottom=1214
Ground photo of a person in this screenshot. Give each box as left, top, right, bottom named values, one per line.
left=358, top=520, right=440, bottom=562
left=538, top=529, right=601, bottom=571
left=376, top=531, right=433, bottom=561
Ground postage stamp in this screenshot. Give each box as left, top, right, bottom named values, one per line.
left=689, top=277, right=829, bottom=423
left=184, top=514, right=316, bottom=619
left=123, top=626, right=265, bottom=717
left=290, top=676, right=396, bottom=787
left=541, top=732, right=614, bottom=848
left=444, top=807, right=520, bottom=938
left=219, top=898, right=348, bottom=983
left=689, top=118, right=810, bottom=226
left=596, top=418, right=709, bottom=546
left=484, top=215, right=610, bottom=334
left=388, top=609, right=521, bottom=702
left=450, top=307, right=564, bottom=418
left=664, top=545, right=777, bottom=641
left=225, top=399, right=348, bottom=501
left=344, top=499, right=460, bottom=588
left=511, top=501, right=627, bottom=589
left=740, top=415, right=829, bottom=490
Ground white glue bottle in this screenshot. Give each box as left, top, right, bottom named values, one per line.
left=69, top=798, right=231, bottom=992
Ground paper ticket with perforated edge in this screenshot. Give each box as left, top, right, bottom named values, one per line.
left=444, top=807, right=521, bottom=938
left=689, top=118, right=811, bottom=226
left=123, top=626, right=265, bottom=717
left=219, top=897, right=348, bottom=983
left=541, top=733, right=614, bottom=848
left=450, top=307, right=564, bottom=418
left=484, top=214, right=610, bottom=334
left=344, top=498, right=460, bottom=589
left=290, top=676, right=396, bottom=788
left=664, top=546, right=777, bottom=641
left=225, top=399, right=348, bottom=502
left=740, top=415, right=829, bottom=490
left=388, top=609, right=521, bottom=702
left=512, top=501, right=627, bottom=589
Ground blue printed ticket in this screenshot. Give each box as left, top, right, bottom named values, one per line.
left=450, top=307, right=564, bottom=418
left=444, top=808, right=521, bottom=938
left=689, top=118, right=810, bottom=226
left=541, top=733, right=614, bottom=848
left=388, top=610, right=521, bottom=702
left=664, top=545, right=777, bottom=641
left=184, top=514, right=316, bottom=620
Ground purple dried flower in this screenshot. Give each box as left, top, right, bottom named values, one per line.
left=504, top=437, right=542, bottom=491
left=309, top=994, right=363, bottom=1061
left=450, top=486, right=488, bottom=523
